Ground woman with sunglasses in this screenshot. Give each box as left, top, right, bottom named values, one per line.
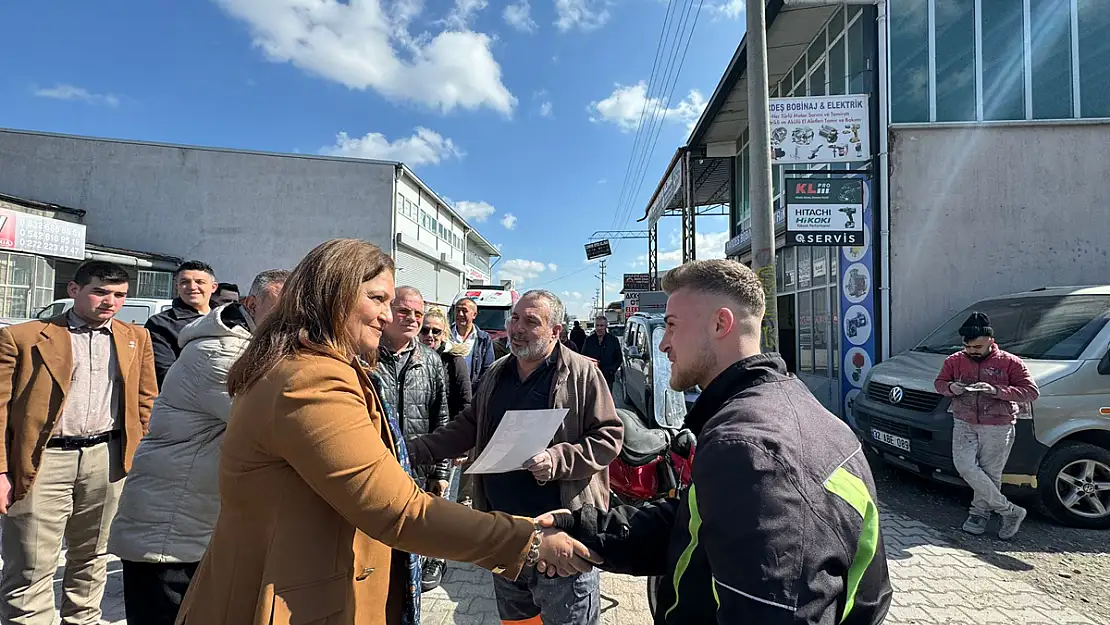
left=419, top=308, right=472, bottom=425
left=415, top=306, right=474, bottom=590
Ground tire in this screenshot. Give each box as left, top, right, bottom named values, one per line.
left=647, top=575, right=662, bottom=617
left=1036, top=441, right=1110, bottom=529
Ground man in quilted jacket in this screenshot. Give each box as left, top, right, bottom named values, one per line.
left=935, top=312, right=1039, bottom=540
left=377, top=286, right=451, bottom=591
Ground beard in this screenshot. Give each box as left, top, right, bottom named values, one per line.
left=510, top=333, right=556, bottom=361
left=669, top=336, right=716, bottom=391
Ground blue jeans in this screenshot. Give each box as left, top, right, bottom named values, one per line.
left=492, top=568, right=600, bottom=625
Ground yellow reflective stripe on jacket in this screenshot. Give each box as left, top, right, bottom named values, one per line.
left=824, top=465, right=880, bottom=622
left=664, top=485, right=702, bottom=619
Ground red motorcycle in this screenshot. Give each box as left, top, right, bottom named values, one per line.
left=609, top=408, right=696, bottom=617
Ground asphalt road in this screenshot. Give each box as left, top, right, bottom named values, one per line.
left=612, top=378, right=1110, bottom=621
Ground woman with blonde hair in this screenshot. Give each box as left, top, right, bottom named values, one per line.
left=175, top=239, right=597, bottom=625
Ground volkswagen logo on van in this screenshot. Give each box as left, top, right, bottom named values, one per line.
left=888, top=386, right=905, bottom=405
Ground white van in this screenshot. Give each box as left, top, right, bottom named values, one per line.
left=37, top=298, right=175, bottom=326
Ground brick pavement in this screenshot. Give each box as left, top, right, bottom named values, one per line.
left=8, top=508, right=1105, bottom=624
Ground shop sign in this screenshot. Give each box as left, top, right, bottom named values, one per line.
left=624, top=291, right=640, bottom=315
left=784, top=178, right=864, bottom=247
left=584, top=240, right=612, bottom=260
left=622, top=273, right=658, bottom=292
left=467, top=267, right=489, bottom=282
left=769, top=94, right=870, bottom=165
left=637, top=291, right=668, bottom=313
left=723, top=206, right=786, bottom=257
left=0, top=208, right=86, bottom=260
left=648, top=164, right=683, bottom=227
left=839, top=177, right=876, bottom=424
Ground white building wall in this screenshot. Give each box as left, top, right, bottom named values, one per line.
left=0, top=130, right=395, bottom=287
left=888, top=124, right=1110, bottom=353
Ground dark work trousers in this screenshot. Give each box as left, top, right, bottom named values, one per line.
left=121, top=560, right=199, bottom=625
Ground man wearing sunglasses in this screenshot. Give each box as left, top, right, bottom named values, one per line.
left=376, top=286, right=451, bottom=591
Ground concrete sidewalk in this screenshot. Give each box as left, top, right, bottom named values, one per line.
left=7, top=508, right=1104, bottom=624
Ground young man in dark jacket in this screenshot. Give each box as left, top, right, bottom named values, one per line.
left=377, top=286, right=451, bottom=591
left=144, top=260, right=218, bottom=388
left=541, top=260, right=891, bottom=625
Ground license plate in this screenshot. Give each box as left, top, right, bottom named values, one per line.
left=872, top=428, right=911, bottom=452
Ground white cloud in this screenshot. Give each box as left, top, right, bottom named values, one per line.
left=33, top=84, right=120, bottom=107
left=500, top=213, right=518, bottom=229
left=215, top=0, right=516, bottom=114
left=597, top=178, right=607, bottom=184
left=548, top=263, right=559, bottom=272
left=555, top=0, right=610, bottom=31
left=503, top=0, right=538, bottom=33
left=634, top=230, right=730, bottom=268
left=498, top=258, right=548, bottom=284
left=454, top=200, right=496, bottom=222
left=444, top=0, right=488, bottom=29
left=712, top=0, right=744, bottom=19
left=323, top=127, right=462, bottom=166
left=588, top=81, right=707, bottom=133
left=539, top=100, right=554, bottom=117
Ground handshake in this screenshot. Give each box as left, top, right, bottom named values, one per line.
left=528, top=509, right=604, bottom=578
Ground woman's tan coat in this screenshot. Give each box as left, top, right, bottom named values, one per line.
left=176, top=353, right=533, bottom=625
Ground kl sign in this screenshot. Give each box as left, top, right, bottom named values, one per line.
left=784, top=178, right=864, bottom=247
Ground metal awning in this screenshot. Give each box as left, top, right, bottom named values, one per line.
left=639, top=1, right=841, bottom=223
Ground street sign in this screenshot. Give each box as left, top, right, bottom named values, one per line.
left=622, top=273, right=658, bottom=292
left=784, top=178, right=864, bottom=247
left=585, top=240, right=612, bottom=260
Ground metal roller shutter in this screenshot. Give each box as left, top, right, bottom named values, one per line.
left=395, top=247, right=438, bottom=302
left=436, top=268, right=461, bottom=306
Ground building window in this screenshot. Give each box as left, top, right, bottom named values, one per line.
left=891, top=0, right=1110, bottom=123
left=798, top=290, right=814, bottom=374
left=0, top=252, right=54, bottom=319
left=797, top=246, right=812, bottom=289
left=934, top=0, right=977, bottom=122
left=813, top=288, right=829, bottom=376
left=136, top=270, right=174, bottom=299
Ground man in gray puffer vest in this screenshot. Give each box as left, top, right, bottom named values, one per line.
left=107, top=269, right=288, bottom=625
left=376, top=285, right=450, bottom=592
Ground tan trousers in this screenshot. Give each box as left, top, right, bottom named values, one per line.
left=0, top=440, right=125, bottom=625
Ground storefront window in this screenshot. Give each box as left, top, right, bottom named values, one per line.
left=813, top=289, right=829, bottom=376
left=935, top=0, right=977, bottom=122
left=783, top=246, right=796, bottom=289
left=798, top=290, right=814, bottom=373
left=829, top=36, right=847, bottom=96
left=810, top=60, right=827, bottom=97
left=812, top=247, right=828, bottom=286
left=830, top=285, right=840, bottom=376
left=797, top=247, right=812, bottom=289
left=1078, top=0, right=1110, bottom=118
left=847, top=12, right=869, bottom=94
left=0, top=252, right=54, bottom=319
left=981, top=0, right=1026, bottom=121
left=776, top=253, right=784, bottom=291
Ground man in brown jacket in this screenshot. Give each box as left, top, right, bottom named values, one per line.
left=409, top=289, right=623, bottom=625
left=0, top=261, right=158, bottom=625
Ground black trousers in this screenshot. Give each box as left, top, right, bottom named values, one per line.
left=121, top=560, right=200, bottom=625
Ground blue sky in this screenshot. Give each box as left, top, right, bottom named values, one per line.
left=0, top=0, right=741, bottom=318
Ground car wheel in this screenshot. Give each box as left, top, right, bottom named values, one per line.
left=1036, top=441, right=1110, bottom=529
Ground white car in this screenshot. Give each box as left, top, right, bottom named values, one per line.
left=37, top=298, right=175, bottom=326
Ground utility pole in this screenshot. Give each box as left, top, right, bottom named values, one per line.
left=597, top=259, right=608, bottom=316
left=747, top=0, right=779, bottom=352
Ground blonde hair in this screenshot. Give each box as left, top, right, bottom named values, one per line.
left=424, top=306, right=468, bottom=356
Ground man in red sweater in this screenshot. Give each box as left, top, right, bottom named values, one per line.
left=935, top=312, right=1039, bottom=540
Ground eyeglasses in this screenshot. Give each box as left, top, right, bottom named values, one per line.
left=420, top=327, right=443, bottom=337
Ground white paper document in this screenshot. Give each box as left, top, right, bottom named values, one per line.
left=465, top=409, right=569, bottom=474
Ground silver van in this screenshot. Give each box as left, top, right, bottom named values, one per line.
left=852, top=286, right=1110, bottom=529
left=37, top=298, right=174, bottom=326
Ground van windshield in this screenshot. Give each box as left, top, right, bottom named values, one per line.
left=474, top=307, right=511, bottom=333
left=914, top=295, right=1110, bottom=360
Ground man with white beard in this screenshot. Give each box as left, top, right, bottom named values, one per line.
left=408, top=289, right=622, bottom=625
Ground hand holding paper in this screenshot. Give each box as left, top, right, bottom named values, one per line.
left=523, top=450, right=555, bottom=481
left=465, top=409, right=569, bottom=474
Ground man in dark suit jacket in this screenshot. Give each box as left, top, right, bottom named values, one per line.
left=0, top=261, right=157, bottom=625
